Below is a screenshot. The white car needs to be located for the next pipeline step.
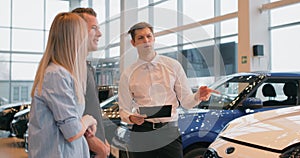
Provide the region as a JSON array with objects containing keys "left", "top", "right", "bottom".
[{"left": 204, "top": 105, "right": 300, "bottom": 158}]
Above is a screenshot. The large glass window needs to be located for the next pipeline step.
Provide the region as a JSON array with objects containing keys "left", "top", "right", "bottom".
[
  {"left": 153, "top": 2, "right": 177, "bottom": 30},
  {"left": 12, "top": 0, "right": 44, "bottom": 29},
  {"left": 1, "top": 0, "right": 71, "bottom": 103},
  {"left": 12, "top": 62, "right": 38, "bottom": 80},
  {"left": 12, "top": 54, "right": 42, "bottom": 63},
  {"left": 182, "top": 25, "right": 215, "bottom": 50},
  {"left": 0, "top": 28, "right": 10, "bottom": 51},
  {"left": 220, "top": 0, "right": 238, "bottom": 15},
  {"left": 220, "top": 18, "right": 238, "bottom": 37},
  {"left": 97, "top": 24, "right": 106, "bottom": 48},
  {"left": 270, "top": 3, "right": 300, "bottom": 71},
  {"left": 152, "top": 1, "right": 178, "bottom": 54},
  {"left": 138, "top": 0, "right": 149, "bottom": 8},
  {"left": 138, "top": 8, "right": 149, "bottom": 22},
  {"left": 12, "top": 86, "right": 29, "bottom": 102},
  {"left": 110, "top": 0, "right": 120, "bottom": 17},
  {"left": 271, "top": 25, "right": 300, "bottom": 71},
  {"left": 12, "top": 29, "right": 44, "bottom": 52},
  {"left": 45, "top": 0, "right": 69, "bottom": 29},
  {"left": 155, "top": 34, "right": 178, "bottom": 52},
  {"left": 0, "top": 0, "right": 11, "bottom": 27},
  {"left": 110, "top": 47, "right": 120, "bottom": 58},
  {"left": 271, "top": 3, "right": 300, "bottom": 26},
  {"left": 0, "top": 61, "right": 9, "bottom": 80},
  {"left": 110, "top": 19, "right": 121, "bottom": 44},
  {"left": 5, "top": 0, "right": 299, "bottom": 103},
  {"left": 0, "top": 53, "right": 10, "bottom": 62},
  {"left": 183, "top": 0, "right": 214, "bottom": 23},
  {"left": 11, "top": 54, "right": 41, "bottom": 81},
  {"left": 13, "top": 87, "right": 19, "bottom": 101},
  {"left": 21, "top": 86, "right": 28, "bottom": 101},
  {"left": 92, "top": 0, "right": 106, "bottom": 24}
]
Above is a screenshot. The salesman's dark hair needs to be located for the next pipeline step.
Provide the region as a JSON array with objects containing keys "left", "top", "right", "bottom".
[{"left": 128, "top": 22, "right": 154, "bottom": 41}]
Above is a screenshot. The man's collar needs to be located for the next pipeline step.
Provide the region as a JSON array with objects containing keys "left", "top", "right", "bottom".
[{"left": 137, "top": 53, "right": 160, "bottom": 66}]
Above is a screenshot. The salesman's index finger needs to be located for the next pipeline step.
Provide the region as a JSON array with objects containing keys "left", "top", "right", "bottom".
[
  {"left": 209, "top": 88, "right": 220, "bottom": 94},
  {"left": 202, "top": 87, "right": 220, "bottom": 94},
  {"left": 200, "top": 86, "right": 220, "bottom": 94}
]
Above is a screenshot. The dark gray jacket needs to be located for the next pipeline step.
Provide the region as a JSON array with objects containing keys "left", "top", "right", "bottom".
[{"left": 84, "top": 63, "right": 105, "bottom": 141}]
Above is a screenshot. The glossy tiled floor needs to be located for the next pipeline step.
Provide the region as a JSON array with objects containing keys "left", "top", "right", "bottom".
[
  {"left": 0, "top": 137, "right": 27, "bottom": 158},
  {"left": 0, "top": 130, "right": 27, "bottom": 158}
]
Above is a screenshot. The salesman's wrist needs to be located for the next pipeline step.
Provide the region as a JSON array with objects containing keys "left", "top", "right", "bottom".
[{"left": 128, "top": 115, "right": 133, "bottom": 123}]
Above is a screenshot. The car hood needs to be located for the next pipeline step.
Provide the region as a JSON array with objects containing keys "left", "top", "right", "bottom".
[
  {"left": 14, "top": 108, "right": 30, "bottom": 117},
  {"left": 0, "top": 101, "right": 31, "bottom": 112},
  {"left": 219, "top": 106, "right": 300, "bottom": 150}
]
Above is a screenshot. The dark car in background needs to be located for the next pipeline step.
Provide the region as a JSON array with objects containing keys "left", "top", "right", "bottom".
[
  {"left": 108, "top": 72, "right": 300, "bottom": 158},
  {"left": 10, "top": 108, "right": 30, "bottom": 138},
  {"left": 0, "top": 102, "right": 30, "bottom": 132},
  {"left": 101, "top": 94, "right": 121, "bottom": 142}
]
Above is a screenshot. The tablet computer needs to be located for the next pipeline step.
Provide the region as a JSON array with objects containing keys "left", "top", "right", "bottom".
[{"left": 139, "top": 105, "right": 172, "bottom": 118}]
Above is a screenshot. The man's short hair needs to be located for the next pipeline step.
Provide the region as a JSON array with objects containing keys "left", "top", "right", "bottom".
[
  {"left": 128, "top": 22, "right": 153, "bottom": 40},
  {"left": 71, "top": 7, "right": 97, "bottom": 20}
]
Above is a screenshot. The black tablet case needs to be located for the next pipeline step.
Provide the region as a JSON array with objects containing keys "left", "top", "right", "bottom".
[{"left": 139, "top": 105, "right": 172, "bottom": 118}]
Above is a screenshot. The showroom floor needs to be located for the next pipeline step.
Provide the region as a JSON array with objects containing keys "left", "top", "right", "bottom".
[{"left": 0, "top": 131, "right": 27, "bottom": 158}]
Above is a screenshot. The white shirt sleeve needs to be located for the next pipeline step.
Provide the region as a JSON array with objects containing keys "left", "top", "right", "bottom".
[
  {"left": 118, "top": 70, "right": 134, "bottom": 124},
  {"left": 173, "top": 60, "right": 200, "bottom": 109}
]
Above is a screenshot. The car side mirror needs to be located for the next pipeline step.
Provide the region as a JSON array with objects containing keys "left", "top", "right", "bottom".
[{"left": 242, "top": 97, "right": 263, "bottom": 109}]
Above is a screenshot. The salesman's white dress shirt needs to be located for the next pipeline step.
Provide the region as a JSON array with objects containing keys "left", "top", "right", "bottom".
[{"left": 119, "top": 54, "right": 200, "bottom": 124}]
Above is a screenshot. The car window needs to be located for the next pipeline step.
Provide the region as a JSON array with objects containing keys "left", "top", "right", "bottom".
[
  {"left": 216, "top": 82, "right": 248, "bottom": 98},
  {"left": 199, "top": 75, "right": 259, "bottom": 109},
  {"left": 254, "top": 80, "right": 299, "bottom": 106},
  {"left": 256, "top": 83, "right": 286, "bottom": 102}
]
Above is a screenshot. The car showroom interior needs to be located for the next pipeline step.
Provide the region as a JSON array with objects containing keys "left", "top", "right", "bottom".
[{"left": 1, "top": 0, "right": 300, "bottom": 158}]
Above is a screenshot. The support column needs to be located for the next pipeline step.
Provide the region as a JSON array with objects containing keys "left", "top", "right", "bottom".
[
  {"left": 120, "top": 0, "right": 138, "bottom": 73},
  {"left": 238, "top": 0, "right": 270, "bottom": 72}
]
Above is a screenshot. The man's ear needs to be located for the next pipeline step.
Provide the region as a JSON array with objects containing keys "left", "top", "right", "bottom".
[{"left": 131, "top": 39, "right": 136, "bottom": 47}]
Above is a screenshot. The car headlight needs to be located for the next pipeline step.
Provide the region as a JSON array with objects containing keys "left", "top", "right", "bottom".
[
  {"left": 203, "top": 148, "right": 221, "bottom": 158},
  {"left": 280, "top": 145, "right": 300, "bottom": 158}
]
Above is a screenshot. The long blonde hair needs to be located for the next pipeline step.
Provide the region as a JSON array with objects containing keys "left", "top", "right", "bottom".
[{"left": 31, "top": 12, "right": 88, "bottom": 105}]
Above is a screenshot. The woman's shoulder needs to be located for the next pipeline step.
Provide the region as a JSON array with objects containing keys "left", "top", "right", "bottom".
[{"left": 45, "top": 63, "right": 72, "bottom": 80}]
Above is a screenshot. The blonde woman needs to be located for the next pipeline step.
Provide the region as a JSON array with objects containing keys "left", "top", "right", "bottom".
[{"left": 28, "top": 12, "right": 97, "bottom": 158}]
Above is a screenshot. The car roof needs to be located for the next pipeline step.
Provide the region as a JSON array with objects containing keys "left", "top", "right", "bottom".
[
  {"left": 100, "top": 94, "right": 118, "bottom": 108},
  {"left": 14, "top": 107, "right": 30, "bottom": 117},
  {"left": 252, "top": 71, "right": 300, "bottom": 77},
  {"left": 0, "top": 101, "right": 31, "bottom": 111},
  {"left": 232, "top": 71, "right": 300, "bottom": 77}
]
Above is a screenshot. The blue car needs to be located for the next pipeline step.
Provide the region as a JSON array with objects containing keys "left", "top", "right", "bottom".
[
  {"left": 179, "top": 72, "right": 300, "bottom": 158},
  {"left": 105, "top": 72, "right": 300, "bottom": 158}
]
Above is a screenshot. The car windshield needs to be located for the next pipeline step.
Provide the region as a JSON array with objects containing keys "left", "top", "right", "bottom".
[{"left": 199, "top": 74, "right": 261, "bottom": 109}]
